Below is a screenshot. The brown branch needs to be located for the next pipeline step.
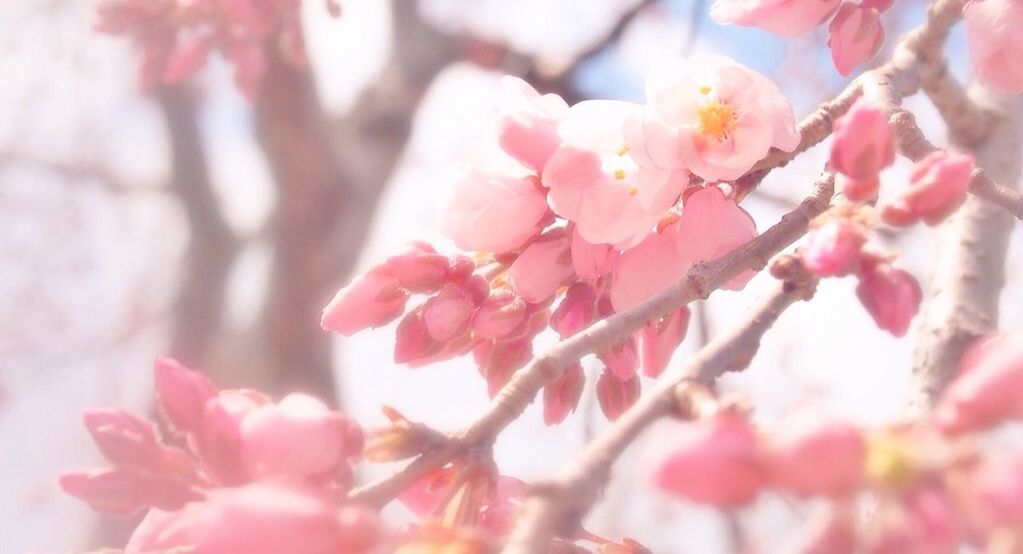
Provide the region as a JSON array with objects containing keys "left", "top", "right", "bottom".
[
  {"left": 918, "top": 59, "right": 996, "bottom": 147},
  {"left": 347, "top": 171, "right": 836, "bottom": 508},
  {"left": 503, "top": 263, "right": 818, "bottom": 553}
]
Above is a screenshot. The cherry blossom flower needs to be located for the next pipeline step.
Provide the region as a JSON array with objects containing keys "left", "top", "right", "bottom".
[
  {"left": 767, "top": 419, "right": 865, "bottom": 497},
  {"left": 828, "top": 3, "right": 885, "bottom": 76},
  {"left": 710, "top": 0, "right": 841, "bottom": 36},
  {"left": 496, "top": 76, "right": 569, "bottom": 172},
  {"left": 964, "top": 0, "right": 1023, "bottom": 94},
  {"left": 936, "top": 333, "right": 1023, "bottom": 434}
]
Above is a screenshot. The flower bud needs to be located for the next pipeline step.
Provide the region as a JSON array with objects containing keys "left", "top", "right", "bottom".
[
  {"left": 154, "top": 357, "right": 217, "bottom": 435},
  {"left": 855, "top": 264, "right": 921, "bottom": 337},
  {"left": 802, "top": 218, "right": 868, "bottom": 277},
  {"left": 421, "top": 284, "right": 477, "bottom": 342},
  {"left": 471, "top": 290, "right": 529, "bottom": 340},
  {"left": 884, "top": 152, "right": 974, "bottom": 226},
  {"left": 385, "top": 242, "right": 449, "bottom": 292},
  {"left": 767, "top": 419, "right": 865, "bottom": 497},
  {"left": 828, "top": 4, "right": 884, "bottom": 76},
  {"left": 638, "top": 307, "right": 690, "bottom": 378},
  {"left": 571, "top": 227, "right": 619, "bottom": 280},
  {"left": 59, "top": 467, "right": 200, "bottom": 516},
  {"left": 600, "top": 338, "right": 639, "bottom": 381},
  {"left": 474, "top": 338, "right": 533, "bottom": 398},
  {"left": 321, "top": 267, "right": 408, "bottom": 336},
  {"left": 831, "top": 96, "right": 893, "bottom": 186},
  {"left": 543, "top": 363, "right": 585, "bottom": 425},
  {"left": 936, "top": 334, "right": 1023, "bottom": 434},
  {"left": 83, "top": 409, "right": 192, "bottom": 476},
  {"left": 395, "top": 308, "right": 445, "bottom": 364},
  {"left": 507, "top": 229, "right": 575, "bottom": 303},
  {"left": 551, "top": 282, "right": 597, "bottom": 338},
  {"left": 197, "top": 389, "right": 269, "bottom": 484},
  {"left": 596, "top": 369, "right": 640, "bottom": 421}
]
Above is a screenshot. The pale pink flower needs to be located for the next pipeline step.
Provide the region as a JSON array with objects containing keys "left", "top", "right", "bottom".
[
  {"left": 828, "top": 4, "right": 884, "bottom": 76},
  {"left": 442, "top": 149, "right": 550, "bottom": 254},
  {"left": 881, "top": 152, "right": 974, "bottom": 227},
  {"left": 802, "top": 218, "right": 869, "bottom": 277},
  {"left": 155, "top": 357, "right": 217, "bottom": 435},
  {"left": 629, "top": 54, "right": 799, "bottom": 182},
  {"left": 543, "top": 363, "right": 585, "bottom": 425},
  {"left": 831, "top": 98, "right": 895, "bottom": 182},
  {"left": 507, "top": 229, "right": 575, "bottom": 303},
  {"left": 609, "top": 220, "right": 693, "bottom": 312},
  {"left": 676, "top": 186, "right": 759, "bottom": 290},
  {"left": 964, "top": 0, "right": 1023, "bottom": 94},
  {"left": 936, "top": 334, "right": 1023, "bottom": 434},
  {"left": 654, "top": 412, "right": 766, "bottom": 506},
  {"left": 570, "top": 227, "right": 619, "bottom": 280},
  {"left": 710, "top": 0, "right": 840, "bottom": 36},
  {"left": 240, "top": 393, "right": 362, "bottom": 480},
  {"left": 496, "top": 76, "right": 568, "bottom": 172},
  {"left": 638, "top": 307, "right": 690, "bottom": 378},
  {"left": 544, "top": 100, "right": 689, "bottom": 246},
  {"left": 321, "top": 267, "right": 408, "bottom": 336},
  {"left": 766, "top": 419, "right": 865, "bottom": 497},
  {"left": 596, "top": 369, "right": 640, "bottom": 421},
  {"left": 125, "top": 482, "right": 380, "bottom": 554},
  {"left": 855, "top": 264, "right": 921, "bottom": 337}
]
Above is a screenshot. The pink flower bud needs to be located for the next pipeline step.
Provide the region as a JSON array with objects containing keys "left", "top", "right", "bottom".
[
  {"left": 936, "top": 334, "right": 1023, "bottom": 434},
  {"left": 394, "top": 308, "right": 445, "bottom": 364},
  {"left": 240, "top": 393, "right": 361, "bottom": 480},
  {"left": 543, "top": 363, "right": 585, "bottom": 425},
  {"left": 570, "top": 227, "right": 619, "bottom": 280},
  {"left": 638, "top": 307, "right": 690, "bottom": 378},
  {"left": 197, "top": 389, "right": 269, "bottom": 484},
  {"left": 802, "top": 218, "right": 868, "bottom": 277},
  {"left": 831, "top": 98, "right": 894, "bottom": 181},
  {"left": 766, "top": 419, "right": 865, "bottom": 497},
  {"left": 709, "top": 0, "right": 841, "bottom": 37},
  {"left": 496, "top": 76, "right": 568, "bottom": 172},
  {"left": 840, "top": 175, "right": 881, "bottom": 203},
  {"left": 321, "top": 266, "right": 408, "bottom": 336},
  {"left": 795, "top": 508, "right": 856, "bottom": 554},
  {"left": 654, "top": 412, "right": 765, "bottom": 506},
  {"left": 867, "top": 486, "right": 960, "bottom": 554},
  {"left": 884, "top": 152, "right": 974, "bottom": 226},
  {"left": 422, "top": 284, "right": 478, "bottom": 342},
  {"left": 154, "top": 357, "right": 217, "bottom": 435},
  {"left": 474, "top": 338, "right": 533, "bottom": 398},
  {"left": 83, "top": 409, "right": 192, "bottom": 476},
  {"left": 385, "top": 242, "right": 449, "bottom": 292},
  {"left": 856, "top": 265, "right": 921, "bottom": 337},
  {"left": 600, "top": 338, "right": 639, "bottom": 381},
  {"left": 471, "top": 290, "right": 529, "bottom": 340},
  {"left": 59, "top": 467, "right": 200, "bottom": 516},
  {"left": 596, "top": 369, "right": 640, "bottom": 421},
  {"left": 828, "top": 4, "right": 884, "bottom": 76},
  {"left": 964, "top": 0, "right": 1023, "bottom": 94},
  {"left": 508, "top": 229, "right": 576, "bottom": 303},
  {"left": 551, "top": 282, "right": 597, "bottom": 338}
]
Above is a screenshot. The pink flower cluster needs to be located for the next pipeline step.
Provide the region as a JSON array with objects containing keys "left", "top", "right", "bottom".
[
  {"left": 710, "top": 0, "right": 893, "bottom": 76},
  {"left": 654, "top": 335, "right": 1023, "bottom": 551},
  {"left": 94, "top": 0, "right": 332, "bottom": 98},
  {"left": 60, "top": 358, "right": 377, "bottom": 554},
  {"left": 324, "top": 57, "right": 799, "bottom": 423}
]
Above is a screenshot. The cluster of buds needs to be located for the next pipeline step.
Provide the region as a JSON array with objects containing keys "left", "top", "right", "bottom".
[
  {"left": 654, "top": 335, "right": 1023, "bottom": 553},
  {"left": 94, "top": 0, "right": 336, "bottom": 98}
]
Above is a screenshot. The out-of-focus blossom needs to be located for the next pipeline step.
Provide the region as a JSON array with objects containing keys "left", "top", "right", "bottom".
[
  {"left": 795, "top": 508, "right": 857, "bottom": 554},
  {"left": 543, "top": 363, "right": 586, "bottom": 425},
  {"left": 629, "top": 54, "right": 799, "bottom": 182},
  {"left": 507, "top": 229, "right": 575, "bottom": 303},
  {"left": 474, "top": 337, "right": 533, "bottom": 398},
  {"left": 830, "top": 98, "right": 894, "bottom": 201},
  {"left": 855, "top": 264, "right": 921, "bottom": 337},
  {"left": 676, "top": 186, "right": 758, "bottom": 289},
  {"left": 610, "top": 220, "right": 692, "bottom": 312},
  {"left": 544, "top": 100, "right": 688, "bottom": 246},
  {"left": 596, "top": 369, "right": 641, "bottom": 421},
  {"left": 881, "top": 152, "right": 974, "bottom": 227},
  {"left": 638, "top": 307, "right": 690, "bottom": 378},
  {"left": 321, "top": 267, "right": 408, "bottom": 336},
  {"left": 965, "top": 455, "right": 1023, "bottom": 534},
  {"left": 654, "top": 412, "right": 765, "bottom": 506},
  {"left": 802, "top": 217, "right": 869, "bottom": 277},
  {"left": 936, "top": 334, "right": 1023, "bottom": 434},
  {"left": 767, "top": 419, "right": 865, "bottom": 497},
  {"left": 59, "top": 467, "right": 200, "bottom": 516},
  {"left": 395, "top": 308, "right": 444, "bottom": 364},
  {"left": 155, "top": 357, "right": 217, "bottom": 435},
  {"left": 828, "top": 4, "right": 885, "bottom": 76},
  {"left": 82, "top": 409, "right": 192, "bottom": 475},
  {"left": 964, "top": 0, "right": 1023, "bottom": 94},
  {"left": 710, "top": 0, "right": 841, "bottom": 36},
  {"left": 496, "top": 76, "right": 568, "bottom": 172},
  {"left": 198, "top": 389, "right": 269, "bottom": 484},
  {"left": 866, "top": 486, "right": 961, "bottom": 554}
]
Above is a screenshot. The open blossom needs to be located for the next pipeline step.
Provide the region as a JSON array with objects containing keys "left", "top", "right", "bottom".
[
  {"left": 935, "top": 334, "right": 1023, "bottom": 434},
  {"left": 543, "top": 100, "right": 689, "bottom": 246},
  {"left": 710, "top": 0, "right": 840, "bottom": 36},
  {"left": 964, "top": 0, "right": 1023, "bottom": 94},
  {"left": 496, "top": 76, "right": 568, "bottom": 172},
  {"left": 881, "top": 152, "right": 974, "bottom": 227},
  {"left": 628, "top": 54, "right": 799, "bottom": 182},
  {"left": 828, "top": 3, "right": 885, "bottom": 76}
]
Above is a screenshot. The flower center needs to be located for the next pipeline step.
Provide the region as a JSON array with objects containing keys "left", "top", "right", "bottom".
[
  {"left": 696, "top": 101, "right": 737, "bottom": 142},
  {"left": 602, "top": 145, "right": 639, "bottom": 186}
]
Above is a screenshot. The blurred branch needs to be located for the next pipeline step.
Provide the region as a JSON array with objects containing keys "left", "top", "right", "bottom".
[{"left": 0, "top": 148, "right": 136, "bottom": 194}]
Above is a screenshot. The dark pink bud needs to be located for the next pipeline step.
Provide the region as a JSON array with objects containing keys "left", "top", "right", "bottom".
[
  {"left": 474, "top": 338, "right": 533, "bottom": 398},
  {"left": 83, "top": 409, "right": 192, "bottom": 475},
  {"left": 653, "top": 412, "right": 765, "bottom": 506},
  {"left": 767, "top": 419, "right": 865, "bottom": 497},
  {"left": 394, "top": 309, "right": 445, "bottom": 364},
  {"left": 831, "top": 98, "right": 894, "bottom": 179},
  {"left": 855, "top": 265, "right": 921, "bottom": 337},
  {"left": 596, "top": 369, "right": 640, "bottom": 421},
  {"left": 421, "top": 285, "right": 476, "bottom": 342},
  {"left": 638, "top": 307, "right": 690, "bottom": 378},
  {"left": 385, "top": 242, "right": 449, "bottom": 292},
  {"left": 59, "top": 467, "right": 200, "bottom": 516},
  {"left": 551, "top": 283, "right": 597, "bottom": 338},
  {"left": 154, "top": 357, "right": 217, "bottom": 435},
  {"left": 886, "top": 152, "right": 974, "bottom": 226},
  {"left": 840, "top": 174, "right": 880, "bottom": 203},
  {"left": 321, "top": 266, "right": 408, "bottom": 336},
  {"left": 936, "top": 334, "right": 1023, "bottom": 434},
  {"left": 471, "top": 290, "right": 529, "bottom": 340},
  {"left": 600, "top": 338, "right": 639, "bottom": 381},
  {"left": 802, "top": 218, "right": 868, "bottom": 277},
  {"left": 879, "top": 200, "right": 917, "bottom": 227},
  {"left": 543, "top": 363, "right": 585, "bottom": 425}
]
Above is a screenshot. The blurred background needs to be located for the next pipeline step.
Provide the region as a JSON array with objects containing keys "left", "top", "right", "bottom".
[{"left": 2, "top": 0, "right": 1021, "bottom": 552}]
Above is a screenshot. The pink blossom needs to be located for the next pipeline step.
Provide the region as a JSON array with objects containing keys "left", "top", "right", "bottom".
[
  {"left": 676, "top": 186, "right": 759, "bottom": 290},
  {"left": 967, "top": 455, "right": 1023, "bottom": 533},
  {"left": 507, "top": 229, "right": 575, "bottom": 303},
  {"left": 474, "top": 337, "right": 533, "bottom": 398},
  {"left": 654, "top": 412, "right": 766, "bottom": 506},
  {"left": 544, "top": 100, "right": 689, "bottom": 246},
  {"left": 82, "top": 409, "right": 190, "bottom": 474},
  {"left": 796, "top": 509, "right": 856, "bottom": 554},
  {"left": 596, "top": 370, "right": 640, "bottom": 421},
  {"left": 868, "top": 486, "right": 961, "bottom": 554},
  {"left": 828, "top": 4, "right": 884, "bottom": 76},
  {"left": 471, "top": 290, "right": 529, "bottom": 340},
  {"left": 571, "top": 227, "right": 619, "bottom": 280},
  {"left": 630, "top": 54, "right": 800, "bottom": 182},
  {"left": 421, "top": 282, "right": 480, "bottom": 342},
  {"left": 240, "top": 393, "right": 362, "bottom": 480},
  {"left": 830, "top": 98, "right": 894, "bottom": 182},
  {"left": 802, "top": 218, "right": 868, "bottom": 277},
  {"left": 766, "top": 419, "right": 865, "bottom": 497},
  {"left": 601, "top": 338, "right": 639, "bottom": 381},
  {"left": 855, "top": 264, "right": 921, "bottom": 337},
  {"left": 321, "top": 267, "right": 408, "bottom": 336},
  {"left": 385, "top": 242, "right": 450, "bottom": 293},
  {"left": 610, "top": 220, "right": 692, "bottom": 312},
  {"left": 496, "top": 76, "right": 568, "bottom": 172},
  {"left": 710, "top": 0, "right": 840, "bottom": 36},
  {"left": 936, "top": 334, "right": 1023, "bottom": 434},
  {"left": 882, "top": 152, "right": 974, "bottom": 227},
  {"left": 59, "top": 467, "right": 200, "bottom": 516},
  {"left": 638, "top": 307, "right": 690, "bottom": 378},
  {"left": 198, "top": 389, "right": 269, "bottom": 484},
  {"left": 442, "top": 149, "right": 550, "bottom": 254},
  {"left": 394, "top": 309, "right": 444, "bottom": 364},
  {"left": 551, "top": 282, "right": 598, "bottom": 338},
  {"left": 964, "top": 0, "right": 1023, "bottom": 94},
  {"left": 125, "top": 482, "right": 380, "bottom": 554},
  {"left": 155, "top": 357, "right": 217, "bottom": 435},
  {"left": 543, "top": 363, "right": 585, "bottom": 425}
]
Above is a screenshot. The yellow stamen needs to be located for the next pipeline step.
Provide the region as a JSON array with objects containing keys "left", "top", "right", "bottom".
[
  {"left": 628, "top": 187, "right": 638, "bottom": 196},
  {"left": 696, "top": 101, "right": 737, "bottom": 142},
  {"left": 699, "top": 85, "right": 712, "bottom": 95},
  {"left": 617, "top": 145, "right": 630, "bottom": 156},
  {"left": 614, "top": 169, "right": 627, "bottom": 180}
]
